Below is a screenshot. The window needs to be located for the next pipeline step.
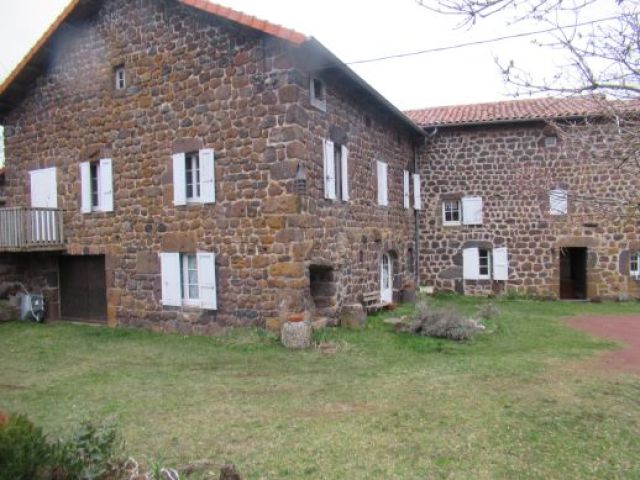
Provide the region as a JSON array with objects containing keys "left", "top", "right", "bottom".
[
  {"left": 80, "top": 159, "right": 113, "bottom": 213},
  {"left": 377, "top": 160, "right": 388, "bottom": 206},
  {"left": 544, "top": 135, "right": 557, "bottom": 148},
  {"left": 630, "top": 252, "right": 640, "bottom": 278},
  {"left": 182, "top": 254, "right": 199, "bottom": 304},
  {"left": 549, "top": 188, "right": 568, "bottom": 215},
  {"left": 323, "top": 139, "right": 349, "bottom": 201},
  {"left": 463, "top": 247, "right": 508, "bottom": 281},
  {"left": 185, "top": 152, "right": 200, "bottom": 201},
  {"left": 310, "top": 76, "right": 326, "bottom": 111},
  {"left": 443, "top": 199, "right": 461, "bottom": 225},
  {"left": 114, "top": 66, "right": 126, "bottom": 90},
  {"left": 478, "top": 248, "right": 491, "bottom": 278},
  {"left": 160, "top": 252, "right": 217, "bottom": 309},
  {"left": 172, "top": 148, "right": 215, "bottom": 206},
  {"left": 403, "top": 170, "right": 410, "bottom": 209}
]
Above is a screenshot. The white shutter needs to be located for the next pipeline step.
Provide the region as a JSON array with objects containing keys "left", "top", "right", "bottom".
[
  {"left": 493, "top": 247, "right": 509, "bottom": 281},
  {"left": 462, "top": 196, "right": 483, "bottom": 225},
  {"left": 30, "top": 167, "right": 57, "bottom": 208},
  {"left": 413, "top": 174, "right": 422, "bottom": 210},
  {"left": 200, "top": 148, "right": 216, "bottom": 204},
  {"left": 99, "top": 158, "right": 114, "bottom": 212},
  {"left": 463, "top": 247, "right": 480, "bottom": 280},
  {"left": 403, "top": 170, "right": 410, "bottom": 209},
  {"left": 341, "top": 145, "right": 349, "bottom": 201},
  {"left": 377, "top": 161, "right": 388, "bottom": 206},
  {"left": 172, "top": 153, "right": 186, "bottom": 206},
  {"left": 197, "top": 252, "right": 217, "bottom": 310},
  {"left": 80, "top": 162, "right": 92, "bottom": 213},
  {"left": 160, "top": 252, "right": 181, "bottom": 307},
  {"left": 323, "top": 139, "right": 336, "bottom": 200},
  {"left": 549, "top": 189, "right": 568, "bottom": 215}
]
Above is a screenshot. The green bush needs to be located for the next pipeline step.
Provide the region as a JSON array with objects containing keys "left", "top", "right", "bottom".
[
  {"left": 0, "top": 414, "right": 51, "bottom": 480},
  {"left": 0, "top": 414, "right": 122, "bottom": 480}
]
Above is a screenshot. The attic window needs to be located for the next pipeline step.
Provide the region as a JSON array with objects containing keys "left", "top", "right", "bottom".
[
  {"left": 310, "top": 76, "right": 326, "bottom": 111},
  {"left": 114, "top": 66, "right": 126, "bottom": 90},
  {"left": 544, "top": 135, "right": 557, "bottom": 148}
]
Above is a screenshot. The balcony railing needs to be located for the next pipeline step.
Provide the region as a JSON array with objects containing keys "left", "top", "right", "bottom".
[{"left": 0, "top": 208, "right": 65, "bottom": 251}]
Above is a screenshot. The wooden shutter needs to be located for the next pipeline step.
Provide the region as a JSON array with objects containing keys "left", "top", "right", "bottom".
[
  {"left": 172, "top": 153, "right": 186, "bottom": 206},
  {"left": 197, "top": 252, "right": 217, "bottom": 310},
  {"left": 30, "top": 167, "right": 57, "bottom": 208},
  {"left": 463, "top": 247, "right": 480, "bottom": 280},
  {"left": 403, "top": 170, "right": 410, "bottom": 209},
  {"left": 413, "top": 174, "right": 422, "bottom": 210},
  {"left": 341, "top": 145, "right": 349, "bottom": 201},
  {"left": 377, "top": 161, "right": 388, "bottom": 206},
  {"left": 160, "top": 252, "right": 181, "bottom": 307},
  {"left": 462, "top": 196, "right": 483, "bottom": 225},
  {"left": 549, "top": 189, "right": 568, "bottom": 215},
  {"left": 80, "top": 162, "right": 92, "bottom": 213},
  {"left": 99, "top": 158, "right": 114, "bottom": 212},
  {"left": 200, "top": 148, "right": 216, "bottom": 204},
  {"left": 493, "top": 247, "right": 509, "bottom": 281},
  {"left": 323, "top": 139, "right": 336, "bottom": 200}
]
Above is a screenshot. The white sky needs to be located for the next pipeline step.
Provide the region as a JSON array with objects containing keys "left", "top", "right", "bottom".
[{"left": 0, "top": 0, "right": 618, "bottom": 111}]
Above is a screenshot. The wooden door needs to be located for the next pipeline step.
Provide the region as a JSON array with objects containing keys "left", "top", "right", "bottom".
[{"left": 60, "top": 256, "right": 107, "bottom": 323}]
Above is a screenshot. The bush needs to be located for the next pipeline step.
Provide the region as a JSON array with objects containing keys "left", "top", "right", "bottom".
[
  {"left": 0, "top": 414, "right": 51, "bottom": 480},
  {"left": 477, "top": 303, "right": 500, "bottom": 321},
  {"left": 0, "top": 413, "right": 123, "bottom": 480},
  {"left": 396, "top": 300, "right": 484, "bottom": 341}
]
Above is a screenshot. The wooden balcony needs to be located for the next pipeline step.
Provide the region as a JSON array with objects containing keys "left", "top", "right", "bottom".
[{"left": 0, "top": 207, "right": 65, "bottom": 252}]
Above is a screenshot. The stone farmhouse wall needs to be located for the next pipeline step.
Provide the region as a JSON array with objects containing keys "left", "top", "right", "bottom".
[
  {"left": 418, "top": 121, "right": 640, "bottom": 299},
  {"left": 2, "top": 0, "right": 421, "bottom": 332}
]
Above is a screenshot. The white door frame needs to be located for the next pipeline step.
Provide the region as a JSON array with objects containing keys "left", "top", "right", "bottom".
[{"left": 380, "top": 253, "right": 393, "bottom": 304}]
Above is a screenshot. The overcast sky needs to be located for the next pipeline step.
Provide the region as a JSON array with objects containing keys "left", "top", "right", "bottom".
[{"left": 0, "top": 0, "right": 617, "bottom": 111}]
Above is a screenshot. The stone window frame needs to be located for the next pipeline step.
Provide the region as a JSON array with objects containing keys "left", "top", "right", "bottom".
[
  {"left": 310, "top": 75, "right": 327, "bottom": 112},
  {"left": 442, "top": 198, "right": 462, "bottom": 226},
  {"left": 114, "top": 65, "right": 126, "bottom": 91}
]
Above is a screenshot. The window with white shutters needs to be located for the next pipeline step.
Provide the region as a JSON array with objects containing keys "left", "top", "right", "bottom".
[
  {"left": 492, "top": 247, "right": 509, "bottom": 281},
  {"left": 323, "top": 140, "right": 349, "bottom": 201},
  {"left": 377, "top": 160, "right": 388, "bottom": 206},
  {"left": 173, "top": 149, "right": 215, "bottom": 206},
  {"left": 463, "top": 247, "right": 509, "bottom": 281},
  {"left": 549, "top": 188, "right": 568, "bottom": 215},
  {"left": 413, "top": 174, "right": 421, "bottom": 210},
  {"left": 161, "top": 252, "right": 217, "bottom": 310},
  {"left": 80, "top": 159, "right": 113, "bottom": 213}
]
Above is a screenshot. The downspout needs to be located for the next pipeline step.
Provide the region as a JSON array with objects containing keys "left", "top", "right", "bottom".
[{"left": 414, "top": 127, "right": 438, "bottom": 287}]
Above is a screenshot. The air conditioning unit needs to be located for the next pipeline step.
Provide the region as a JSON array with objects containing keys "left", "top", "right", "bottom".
[{"left": 20, "top": 294, "right": 45, "bottom": 323}]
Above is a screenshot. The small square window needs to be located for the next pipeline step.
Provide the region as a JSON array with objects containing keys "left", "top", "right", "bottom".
[
  {"left": 114, "top": 66, "right": 126, "bottom": 90},
  {"left": 630, "top": 252, "right": 640, "bottom": 277},
  {"left": 442, "top": 199, "right": 461, "bottom": 225},
  {"left": 544, "top": 135, "right": 557, "bottom": 148},
  {"left": 478, "top": 248, "right": 491, "bottom": 278},
  {"left": 310, "top": 76, "right": 326, "bottom": 111}
]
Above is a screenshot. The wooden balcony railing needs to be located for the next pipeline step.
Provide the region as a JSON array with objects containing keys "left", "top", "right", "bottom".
[{"left": 0, "top": 208, "right": 65, "bottom": 251}]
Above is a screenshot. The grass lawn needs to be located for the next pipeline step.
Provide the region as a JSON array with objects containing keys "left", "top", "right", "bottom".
[{"left": 1, "top": 296, "right": 640, "bottom": 479}]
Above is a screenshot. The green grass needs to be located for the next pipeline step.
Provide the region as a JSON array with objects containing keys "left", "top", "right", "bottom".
[{"left": 1, "top": 297, "right": 639, "bottom": 479}]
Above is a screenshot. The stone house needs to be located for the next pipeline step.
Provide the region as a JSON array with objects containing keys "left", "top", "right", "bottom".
[
  {"left": 0, "top": 0, "right": 426, "bottom": 332},
  {"left": 406, "top": 97, "right": 640, "bottom": 300}
]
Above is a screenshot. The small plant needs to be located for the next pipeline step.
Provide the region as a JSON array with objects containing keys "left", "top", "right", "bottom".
[
  {"left": 61, "top": 418, "right": 122, "bottom": 479},
  {"left": 0, "top": 413, "right": 51, "bottom": 480},
  {"left": 478, "top": 303, "right": 500, "bottom": 321},
  {"left": 396, "top": 299, "right": 484, "bottom": 341}
]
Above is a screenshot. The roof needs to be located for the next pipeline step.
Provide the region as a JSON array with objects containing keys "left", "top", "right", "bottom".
[
  {"left": 0, "top": 0, "right": 424, "bottom": 137},
  {"left": 405, "top": 97, "right": 640, "bottom": 127}
]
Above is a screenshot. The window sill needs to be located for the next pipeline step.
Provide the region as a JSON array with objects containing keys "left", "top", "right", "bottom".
[
  {"left": 310, "top": 98, "right": 327, "bottom": 112},
  {"left": 443, "top": 222, "right": 462, "bottom": 227}
]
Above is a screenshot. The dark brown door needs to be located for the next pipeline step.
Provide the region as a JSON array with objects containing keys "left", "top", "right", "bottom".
[
  {"left": 559, "top": 248, "right": 587, "bottom": 299},
  {"left": 59, "top": 256, "right": 107, "bottom": 323}
]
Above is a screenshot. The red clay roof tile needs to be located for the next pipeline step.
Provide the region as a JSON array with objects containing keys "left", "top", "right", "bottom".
[{"left": 405, "top": 97, "right": 640, "bottom": 127}]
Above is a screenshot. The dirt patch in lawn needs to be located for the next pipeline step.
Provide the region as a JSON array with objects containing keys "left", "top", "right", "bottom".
[{"left": 567, "top": 315, "right": 640, "bottom": 374}]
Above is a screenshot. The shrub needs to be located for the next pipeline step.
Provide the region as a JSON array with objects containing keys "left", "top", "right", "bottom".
[
  {"left": 396, "top": 300, "right": 484, "bottom": 341},
  {"left": 0, "top": 414, "right": 52, "bottom": 480},
  {"left": 478, "top": 303, "right": 500, "bottom": 321}
]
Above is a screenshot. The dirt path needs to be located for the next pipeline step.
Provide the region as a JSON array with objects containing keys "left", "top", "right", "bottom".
[{"left": 567, "top": 316, "right": 640, "bottom": 374}]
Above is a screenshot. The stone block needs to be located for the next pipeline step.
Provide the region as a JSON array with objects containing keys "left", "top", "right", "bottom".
[
  {"left": 136, "top": 252, "right": 158, "bottom": 275},
  {"left": 339, "top": 304, "right": 366, "bottom": 330},
  {"left": 281, "top": 320, "right": 312, "bottom": 349}
]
